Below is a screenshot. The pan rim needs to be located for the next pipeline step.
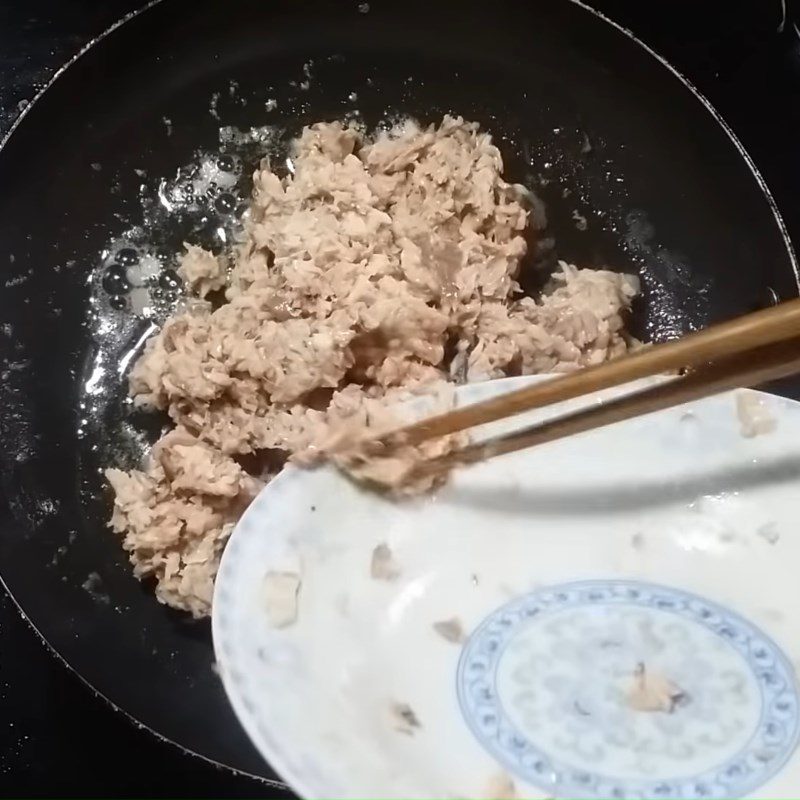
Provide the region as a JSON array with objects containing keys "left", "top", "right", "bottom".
[{"left": 0, "top": 0, "right": 796, "bottom": 786}]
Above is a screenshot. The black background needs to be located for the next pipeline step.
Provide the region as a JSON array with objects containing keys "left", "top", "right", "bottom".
[{"left": 2, "top": 0, "right": 800, "bottom": 796}]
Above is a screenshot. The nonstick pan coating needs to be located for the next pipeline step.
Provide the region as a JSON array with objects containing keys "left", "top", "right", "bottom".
[{"left": 0, "top": 0, "right": 796, "bottom": 782}]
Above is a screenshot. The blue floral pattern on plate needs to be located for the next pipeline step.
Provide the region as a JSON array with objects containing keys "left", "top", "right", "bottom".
[{"left": 457, "top": 580, "right": 800, "bottom": 799}]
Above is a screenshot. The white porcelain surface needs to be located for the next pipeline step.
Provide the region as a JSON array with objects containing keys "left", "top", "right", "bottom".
[{"left": 212, "top": 377, "right": 800, "bottom": 799}]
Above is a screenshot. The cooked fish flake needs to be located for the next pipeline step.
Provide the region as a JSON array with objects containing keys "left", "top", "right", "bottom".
[
  {"left": 370, "top": 543, "right": 401, "bottom": 581},
  {"left": 263, "top": 570, "right": 301, "bottom": 628},
  {"left": 627, "top": 662, "right": 687, "bottom": 713},
  {"left": 482, "top": 772, "right": 517, "bottom": 799},
  {"left": 433, "top": 617, "right": 465, "bottom": 644},
  {"left": 736, "top": 392, "right": 777, "bottom": 438},
  {"left": 390, "top": 701, "right": 421, "bottom": 734},
  {"left": 105, "top": 115, "right": 640, "bottom": 616}
]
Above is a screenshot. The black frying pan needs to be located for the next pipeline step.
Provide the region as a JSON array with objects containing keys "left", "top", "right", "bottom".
[{"left": 0, "top": 0, "right": 797, "bottom": 786}]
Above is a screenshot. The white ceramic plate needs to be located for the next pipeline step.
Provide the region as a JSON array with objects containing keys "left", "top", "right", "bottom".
[{"left": 212, "top": 376, "right": 800, "bottom": 799}]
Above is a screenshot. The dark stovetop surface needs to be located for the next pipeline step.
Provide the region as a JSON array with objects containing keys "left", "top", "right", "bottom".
[{"left": 2, "top": 0, "right": 800, "bottom": 795}]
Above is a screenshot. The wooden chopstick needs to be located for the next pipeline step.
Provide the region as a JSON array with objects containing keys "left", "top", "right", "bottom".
[
  {"left": 383, "top": 297, "right": 800, "bottom": 449},
  {"left": 422, "top": 335, "right": 800, "bottom": 473}
]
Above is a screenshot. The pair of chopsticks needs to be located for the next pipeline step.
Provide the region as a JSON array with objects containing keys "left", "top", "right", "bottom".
[{"left": 381, "top": 297, "right": 800, "bottom": 470}]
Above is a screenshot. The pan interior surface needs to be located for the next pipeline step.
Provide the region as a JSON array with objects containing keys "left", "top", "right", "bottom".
[{"left": 0, "top": 0, "right": 794, "bottom": 780}]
